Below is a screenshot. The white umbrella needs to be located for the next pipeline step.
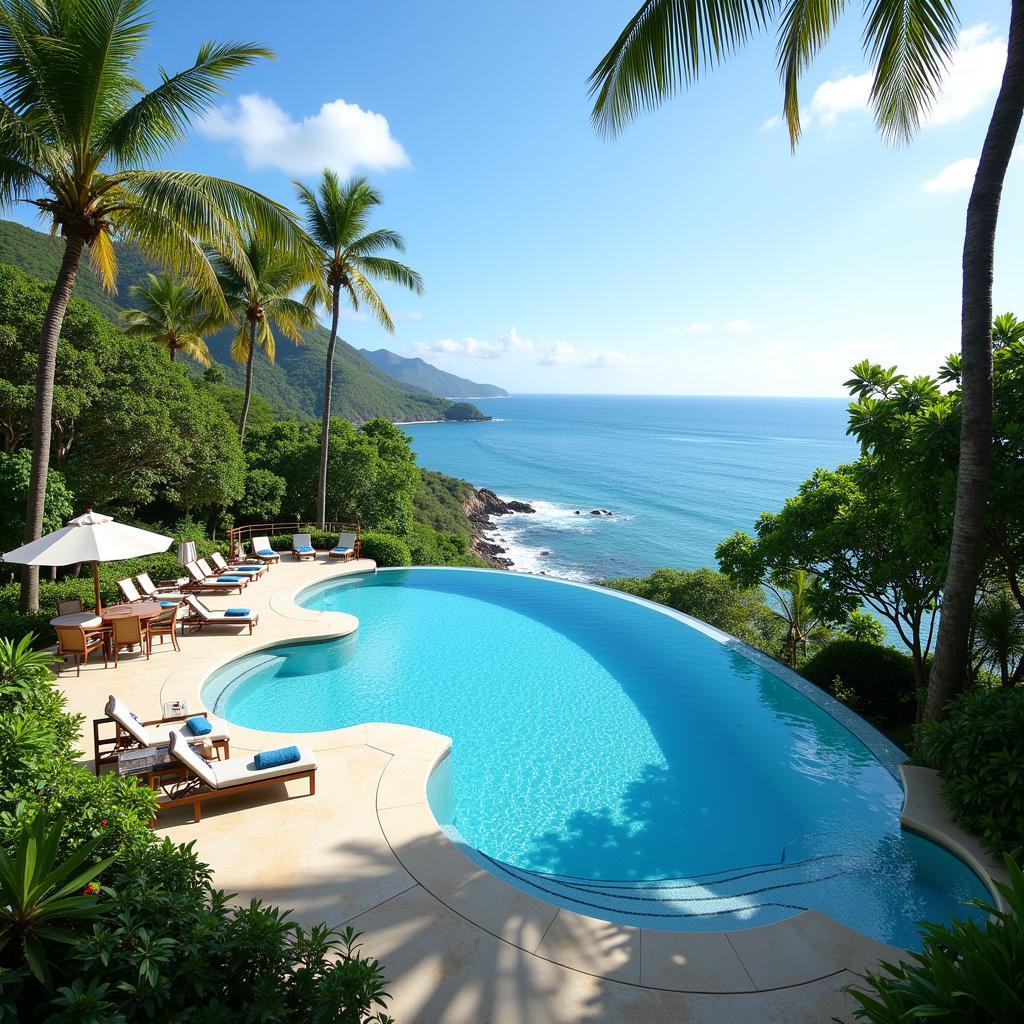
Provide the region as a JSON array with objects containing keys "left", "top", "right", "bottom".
[{"left": 3, "top": 509, "right": 173, "bottom": 611}]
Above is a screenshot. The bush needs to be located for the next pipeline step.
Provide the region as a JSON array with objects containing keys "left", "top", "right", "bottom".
[
  {"left": 847, "top": 858, "right": 1024, "bottom": 1024},
  {"left": 267, "top": 530, "right": 344, "bottom": 552},
  {"left": 918, "top": 687, "right": 1024, "bottom": 861},
  {"left": 360, "top": 532, "right": 412, "bottom": 567},
  {"left": 800, "top": 639, "right": 918, "bottom": 739}
]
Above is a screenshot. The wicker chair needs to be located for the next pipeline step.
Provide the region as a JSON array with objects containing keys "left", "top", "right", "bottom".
[
  {"left": 57, "top": 598, "right": 84, "bottom": 615},
  {"left": 55, "top": 624, "right": 109, "bottom": 676},
  {"left": 111, "top": 615, "right": 148, "bottom": 665},
  {"left": 146, "top": 601, "right": 182, "bottom": 653}
]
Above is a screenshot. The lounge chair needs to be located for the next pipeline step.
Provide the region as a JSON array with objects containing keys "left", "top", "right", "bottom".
[
  {"left": 111, "top": 615, "right": 148, "bottom": 664},
  {"left": 55, "top": 624, "right": 109, "bottom": 676},
  {"left": 210, "top": 551, "right": 266, "bottom": 579},
  {"left": 328, "top": 531, "right": 358, "bottom": 561},
  {"left": 249, "top": 536, "right": 280, "bottom": 564},
  {"left": 117, "top": 578, "right": 145, "bottom": 603},
  {"left": 197, "top": 557, "right": 252, "bottom": 588},
  {"left": 182, "top": 594, "right": 259, "bottom": 633},
  {"left": 136, "top": 572, "right": 185, "bottom": 600},
  {"left": 159, "top": 729, "right": 316, "bottom": 823},
  {"left": 183, "top": 561, "right": 247, "bottom": 594},
  {"left": 291, "top": 533, "right": 315, "bottom": 561},
  {"left": 56, "top": 598, "right": 84, "bottom": 615},
  {"left": 93, "top": 694, "right": 231, "bottom": 773}
]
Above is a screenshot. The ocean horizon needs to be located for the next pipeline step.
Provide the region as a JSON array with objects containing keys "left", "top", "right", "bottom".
[{"left": 403, "top": 393, "right": 858, "bottom": 582}]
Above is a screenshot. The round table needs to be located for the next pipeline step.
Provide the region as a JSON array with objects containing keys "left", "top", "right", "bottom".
[
  {"left": 100, "top": 601, "right": 164, "bottom": 624},
  {"left": 50, "top": 611, "right": 103, "bottom": 629}
]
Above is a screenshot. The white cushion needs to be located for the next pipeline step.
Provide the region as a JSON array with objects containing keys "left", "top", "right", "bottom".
[
  {"left": 211, "top": 747, "right": 317, "bottom": 789},
  {"left": 168, "top": 730, "right": 218, "bottom": 788},
  {"left": 105, "top": 695, "right": 150, "bottom": 745}
]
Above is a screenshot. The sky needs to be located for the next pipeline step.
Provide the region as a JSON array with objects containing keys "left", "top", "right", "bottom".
[{"left": 23, "top": 1, "right": 1024, "bottom": 396}]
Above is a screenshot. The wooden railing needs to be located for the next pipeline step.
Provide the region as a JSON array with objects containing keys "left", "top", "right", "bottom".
[{"left": 227, "top": 521, "right": 361, "bottom": 558}]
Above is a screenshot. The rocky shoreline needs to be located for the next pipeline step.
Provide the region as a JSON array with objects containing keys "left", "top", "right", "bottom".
[{"left": 463, "top": 488, "right": 535, "bottom": 568}]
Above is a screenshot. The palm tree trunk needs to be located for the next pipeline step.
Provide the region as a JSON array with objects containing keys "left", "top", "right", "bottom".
[
  {"left": 926, "top": 0, "right": 1024, "bottom": 721},
  {"left": 19, "top": 235, "right": 86, "bottom": 613},
  {"left": 316, "top": 285, "right": 341, "bottom": 529},
  {"left": 238, "top": 321, "right": 257, "bottom": 442}
]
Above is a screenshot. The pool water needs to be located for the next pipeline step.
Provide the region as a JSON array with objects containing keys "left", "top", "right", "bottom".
[{"left": 202, "top": 568, "right": 989, "bottom": 947}]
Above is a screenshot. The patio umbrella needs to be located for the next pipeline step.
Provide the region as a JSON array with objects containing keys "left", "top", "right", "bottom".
[{"left": 2, "top": 509, "right": 173, "bottom": 611}]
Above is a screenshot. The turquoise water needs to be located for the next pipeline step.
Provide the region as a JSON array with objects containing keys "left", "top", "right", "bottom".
[
  {"left": 203, "top": 569, "right": 988, "bottom": 948},
  {"left": 403, "top": 395, "right": 858, "bottom": 580}
]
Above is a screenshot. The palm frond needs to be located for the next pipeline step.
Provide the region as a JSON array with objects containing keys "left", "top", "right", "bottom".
[
  {"left": 87, "top": 229, "right": 117, "bottom": 291},
  {"left": 229, "top": 323, "right": 251, "bottom": 364},
  {"left": 348, "top": 267, "right": 395, "bottom": 334},
  {"left": 347, "top": 227, "right": 406, "bottom": 257},
  {"left": 776, "top": 0, "right": 848, "bottom": 148},
  {"left": 862, "top": 0, "right": 958, "bottom": 142},
  {"left": 588, "top": 0, "right": 775, "bottom": 137},
  {"left": 355, "top": 256, "right": 424, "bottom": 295}
]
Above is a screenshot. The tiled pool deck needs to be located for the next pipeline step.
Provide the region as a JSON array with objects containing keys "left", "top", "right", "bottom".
[{"left": 55, "top": 557, "right": 1007, "bottom": 1024}]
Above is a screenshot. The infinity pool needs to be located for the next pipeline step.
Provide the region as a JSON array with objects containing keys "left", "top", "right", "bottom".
[{"left": 202, "top": 568, "right": 988, "bottom": 947}]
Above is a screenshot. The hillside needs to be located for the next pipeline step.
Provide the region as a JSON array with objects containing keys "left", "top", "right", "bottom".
[
  {"left": 0, "top": 219, "right": 449, "bottom": 423},
  {"left": 360, "top": 347, "right": 509, "bottom": 399}
]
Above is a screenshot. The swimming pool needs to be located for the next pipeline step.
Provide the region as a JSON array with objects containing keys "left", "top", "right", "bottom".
[{"left": 202, "top": 568, "right": 989, "bottom": 948}]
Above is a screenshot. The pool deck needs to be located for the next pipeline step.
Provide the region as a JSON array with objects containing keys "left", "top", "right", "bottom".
[{"left": 54, "top": 557, "right": 1007, "bottom": 1024}]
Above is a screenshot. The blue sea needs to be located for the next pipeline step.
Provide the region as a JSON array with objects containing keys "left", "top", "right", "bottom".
[{"left": 403, "top": 394, "right": 856, "bottom": 581}]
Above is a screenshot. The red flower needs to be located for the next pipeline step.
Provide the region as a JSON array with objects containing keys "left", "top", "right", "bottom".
[
  {"left": 100, "top": 818, "right": 108, "bottom": 827},
  {"left": 82, "top": 882, "right": 99, "bottom": 896}
]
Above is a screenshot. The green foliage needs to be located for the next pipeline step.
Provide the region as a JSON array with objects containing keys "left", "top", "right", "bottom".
[
  {"left": 0, "top": 812, "right": 115, "bottom": 984},
  {"left": 972, "top": 589, "right": 1024, "bottom": 687},
  {"left": 918, "top": 687, "right": 1024, "bottom": 861},
  {"left": 442, "top": 402, "right": 489, "bottom": 422},
  {"left": 360, "top": 347, "right": 507, "bottom": 399},
  {"left": 360, "top": 532, "right": 412, "bottom": 567},
  {"left": 800, "top": 640, "right": 919, "bottom": 741},
  {"left": 406, "top": 522, "right": 488, "bottom": 567},
  {"left": 0, "top": 450, "right": 74, "bottom": 554},
  {"left": 602, "top": 567, "right": 783, "bottom": 651},
  {"left": 847, "top": 858, "right": 1024, "bottom": 1024},
  {"left": 240, "top": 466, "right": 287, "bottom": 521},
  {"left": 842, "top": 609, "right": 887, "bottom": 645},
  {"left": 414, "top": 470, "right": 475, "bottom": 539}
]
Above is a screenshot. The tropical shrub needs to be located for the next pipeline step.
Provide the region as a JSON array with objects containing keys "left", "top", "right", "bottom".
[
  {"left": 847, "top": 858, "right": 1024, "bottom": 1024},
  {"left": 800, "top": 639, "right": 919, "bottom": 739},
  {"left": 360, "top": 532, "right": 412, "bottom": 567},
  {"left": 918, "top": 687, "right": 1024, "bottom": 860}
]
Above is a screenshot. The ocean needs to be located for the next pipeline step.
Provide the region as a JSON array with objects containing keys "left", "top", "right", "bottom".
[{"left": 402, "top": 394, "right": 857, "bottom": 582}]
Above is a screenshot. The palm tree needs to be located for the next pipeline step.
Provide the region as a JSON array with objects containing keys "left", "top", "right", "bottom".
[
  {"left": 294, "top": 173, "right": 423, "bottom": 528},
  {"left": 766, "top": 568, "right": 828, "bottom": 666},
  {"left": 121, "top": 273, "right": 213, "bottom": 366},
  {"left": 589, "top": 1, "right": 1024, "bottom": 719},
  {"left": 210, "top": 236, "right": 318, "bottom": 441},
  {"left": 973, "top": 589, "right": 1024, "bottom": 686},
  {"left": 0, "top": 0, "right": 308, "bottom": 612}
]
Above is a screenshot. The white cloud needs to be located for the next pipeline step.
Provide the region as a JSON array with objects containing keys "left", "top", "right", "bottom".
[
  {"left": 394, "top": 311, "right": 423, "bottom": 322},
  {"left": 759, "top": 115, "right": 782, "bottom": 133},
  {"left": 724, "top": 319, "right": 752, "bottom": 333},
  {"left": 200, "top": 93, "right": 410, "bottom": 176},
  {"left": 340, "top": 309, "right": 368, "bottom": 323},
  {"left": 805, "top": 24, "right": 1004, "bottom": 133},
  {"left": 414, "top": 328, "right": 634, "bottom": 370},
  {"left": 686, "top": 322, "right": 713, "bottom": 333},
  {"left": 923, "top": 157, "right": 979, "bottom": 193}
]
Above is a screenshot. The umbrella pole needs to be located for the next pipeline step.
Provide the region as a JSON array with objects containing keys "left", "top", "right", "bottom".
[{"left": 92, "top": 561, "right": 102, "bottom": 612}]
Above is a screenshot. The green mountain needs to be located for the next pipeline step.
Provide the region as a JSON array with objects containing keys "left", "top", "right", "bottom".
[
  {"left": 360, "top": 347, "right": 509, "bottom": 399},
  {"left": 0, "top": 218, "right": 449, "bottom": 423}
]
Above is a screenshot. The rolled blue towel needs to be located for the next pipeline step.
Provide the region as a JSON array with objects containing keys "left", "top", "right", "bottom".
[
  {"left": 225, "top": 608, "right": 250, "bottom": 616},
  {"left": 159, "top": 600, "right": 175, "bottom": 607},
  {"left": 186, "top": 715, "right": 213, "bottom": 736},
  {"left": 254, "top": 745, "right": 300, "bottom": 770}
]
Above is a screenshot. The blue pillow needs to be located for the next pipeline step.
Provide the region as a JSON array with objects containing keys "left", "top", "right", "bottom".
[
  {"left": 159, "top": 600, "right": 175, "bottom": 607},
  {"left": 254, "top": 746, "right": 300, "bottom": 770},
  {"left": 295, "top": 545, "right": 313, "bottom": 552},
  {"left": 225, "top": 608, "right": 250, "bottom": 616},
  {"left": 332, "top": 547, "right": 352, "bottom": 553},
  {"left": 217, "top": 575, "right": 244, "bottom": 582},
  {"left": 186, "top": 715, "right": 212, "bottom": 736},
  {"left": 256, "top": 549, "right": 275, "bottom": 556}
]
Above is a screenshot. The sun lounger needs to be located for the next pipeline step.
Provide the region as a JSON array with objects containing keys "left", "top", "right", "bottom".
[
  {"left": 210, "top": 551, "right": 266, "bottom": 578},
  {"left": 182, "top": 594, "right": 259, "bottom": 633},
  {"left": 93, "top": 694, "right": 230, "bottom": 773},
  {"left": 291, "top": 533, "right": 315, "bottom": 561},
  {"left": 249, "top": 536, "right": 280, "bottom": 564},
  {"left": 328, "top": 531, "right": 358, "bottom": 561},
  {"left": 116, "top": 577, "right": 145, "bottom": 603},
  {"left": 136, "top": 572, "right": 185, "bottom": 600},
  {"left": 158, "top": 729, "right": 316, "bottom": 822},
  {"left": 183, "top": 561, "right": 247, "bottom": 594}
]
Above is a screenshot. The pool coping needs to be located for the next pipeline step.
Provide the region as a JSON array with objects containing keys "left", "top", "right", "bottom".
[{"left": 178, "top": 565, "right": 1007, "bottom": 991}]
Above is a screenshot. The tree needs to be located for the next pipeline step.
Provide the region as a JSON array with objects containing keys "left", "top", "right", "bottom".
[
  {"left": 210, "top": 236, "right": 318, "bottom": 441},
  {"left": 0, "top": 0, "right": 309, "bottom": 612},
  {"left": 972, "top": 589, "right": 1024, "bottom": 686},
  {"left": 765, "top": 568, "right": 832, "bottom": 667},
  {"left": 0, "top": 450, "right": 73, "bottom": 556},
  {"left": 121, "top": 272, "right": 213, "bottom": 365},
  {"left": 589, "top": 2, "right": 1024, "bottom": 717},
  {"left": 294, "top": 173, "right": 423, "bottom": 528}
]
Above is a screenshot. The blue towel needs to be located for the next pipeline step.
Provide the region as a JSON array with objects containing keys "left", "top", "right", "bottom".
[
  {"left": 294, "top": 545, "right": 313, "bottom": 553},
  {"left": 332, "top": 547, "right": 353, "bottom": 554},
  {"left": 225, "top": 608, "right": 250, "bottom": 616},
  {"left": 233, "top": 566, "right": 260, "bottom": 572},
  {"left": 217, "top": 575, "right": 244, "bottom": 582},
  {"left": 254, "top": 745, "right": 300, "bottom": 770},
  {"left": 256, "top": 549, "right": 275, "bottom": 556},
  {"left": 186, "top": 715, "right": 212, "bottom": 736},
  {"left": 159, "top": 600, "right": 175, "bottom": 607}
]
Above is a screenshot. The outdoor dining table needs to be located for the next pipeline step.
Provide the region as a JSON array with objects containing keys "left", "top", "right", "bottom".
[
  {"left": 99, "top": 601, "right": 164, "bottom": 624},
  {"left": 49, "top": 611, "right": 103, "bottom": 629}
]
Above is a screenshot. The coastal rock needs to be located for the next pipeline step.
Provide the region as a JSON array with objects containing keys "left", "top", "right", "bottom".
[
  {"left": 467, "top": 488, "right": 536, "bottom": 519},
  {"left": 462, "top": 486, "right": 535, "bottom": 568}
]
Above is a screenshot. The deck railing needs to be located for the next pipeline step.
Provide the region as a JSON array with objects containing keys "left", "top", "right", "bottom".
[{"left": 227, "top": 521, "right": 361, "bottom": 558}]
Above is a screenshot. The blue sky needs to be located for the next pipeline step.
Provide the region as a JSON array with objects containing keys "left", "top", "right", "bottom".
[{"left": 32, "top": 2, "right": 1024, "bottom": 395}]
